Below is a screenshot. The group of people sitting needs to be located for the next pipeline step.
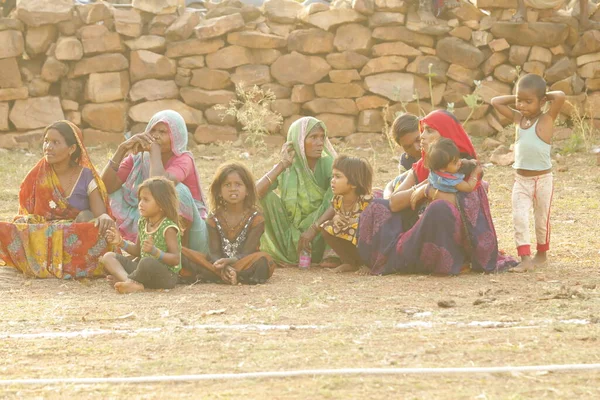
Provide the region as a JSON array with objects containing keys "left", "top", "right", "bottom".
[{"left": 0, "top": 73, "right": 564, "bottom": 293}]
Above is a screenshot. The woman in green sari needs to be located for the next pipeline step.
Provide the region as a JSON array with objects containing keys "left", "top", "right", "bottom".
[{"left": 256, "top": 117, "right": 337, "bottom": 267}]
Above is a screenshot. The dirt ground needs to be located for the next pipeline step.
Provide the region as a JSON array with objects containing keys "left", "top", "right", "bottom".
[{"left": 1, "top": 139, "right": 599, "bottom": 399}]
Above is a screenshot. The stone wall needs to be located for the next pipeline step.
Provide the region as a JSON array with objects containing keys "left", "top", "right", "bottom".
[{"left": 0, "top": 0, "right": 599, "bottom": 150}]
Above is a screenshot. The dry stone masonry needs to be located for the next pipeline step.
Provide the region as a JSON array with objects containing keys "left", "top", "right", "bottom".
[{"left": 0, "top": 0, "right": 599, "bottom": 149}]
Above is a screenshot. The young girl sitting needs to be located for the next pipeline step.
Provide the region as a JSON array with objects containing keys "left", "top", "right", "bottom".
[
  {"left": 426, "top": 138, "right": 483, "bottom": 196},
  {"left": 305, "top": 155, "right": 373, "bottom": 274},
  {"left": 181, "top": 162, "right": 274, "bottom": 285},
  {"left": 102, "top": 177, "right": 181, "bottom": 294}
]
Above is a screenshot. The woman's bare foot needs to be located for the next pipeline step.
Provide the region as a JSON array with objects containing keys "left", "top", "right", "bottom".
[
  {"left": 418, "top": 8, "right": 438, "bottom": 25},
  {"left": 511, "top": 258, "right": 534, "bottom": 273},
  {"left": 331, "top": 263, "right": 358, "bottom": 273},
  {"left": 106, "top": 275, "right": 117, "bottom": 288},
  {"left": 222, "top": 266, "right": 238, "bottom": 285},
  {"left": 356, "top": 266, "right": 371, "bottom": 276},
  {"left": 115, "top": 280, "right": 144, "bottom": 294}
]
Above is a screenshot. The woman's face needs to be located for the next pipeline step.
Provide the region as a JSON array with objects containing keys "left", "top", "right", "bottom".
[
  {"left": 420, "top": 126, "right": 442, "bottom": 156},
  {"left": 396, "top": 130, "right": 421, "bottom": 160},
  {"left": 149, "top": 122, "right": 172, "bottom": 154},
  {"left": 43, "top": 128, "right": 76, "bottom": 165},
  {"left": 304, "top": 125, "right": 325, "bottom": 160}
]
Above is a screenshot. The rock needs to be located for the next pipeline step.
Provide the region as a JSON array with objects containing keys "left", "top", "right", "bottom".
[
  {"left": 474, "top": 0, "right": 517, "bottom": 7},
  {"left": 129, "top": 99, "right": 204, "bottom": 125},
  {"left": 572, "top": 30, "right": 600, "bottom": 57},
  {"left": 56, "top": 16, "right": 82, "bottom": 37},
  {"left": 490, "top": 22, "right": 569, "bottom": 47},
  {"left": 508, "top": 45, "right": 531, "bottom": 66},
  {"left": 446, "top": 64, "right": 483, "bottom": 87},
  {"left": 406, "top": 55, "right": 449, "bottom": 83},
  {"left": 250, "top": 48, "right": 282, "bottom": 65},
  {"left": 436, "top": 37, "right": 485, "bottom": 69},
  {"left": 315, "top": 83, "right": 364, "bottom": 98},
  {"left": 449, "top": 26, "right": 473, "bottom": 41},
  {"left": 55, "top": 36, "right": 83, "bottom": 61},
  {"left": 17, "top": 0, "right": 73, "bottom": 27},
  {"left": 264, "top": 0, "right": 303, "bottom": 24},
  {"left": 0, "top": 103, "right": 9, "bottom": 131},
  {"left": 437, "top": 300, "right": 456, "bottom": 308},
  {"left": 488, "top": 38, "right": 510, "bottom": 52},
  {"left": 113, "top": 8, "right": 143, "bottom": 38},
  {"left": 291, "top": 84, "right": 315, "bottom": 103},
  {"left": 490, "top": 146, "right": 514, "bottom": 166},
  {"left": 10, "top": 96, "right": 64, "bottom": 130},
  {"left": 486, "top": 112, "right": 504, "bottom": 131},
  {"left": 77, "top": 2, "right": 111, "bottom": 25},
  {"left": 329, "top": 69, "right": 361, "bottom": 83},
  {"left": 443, "top": 80, "right": 472, "bottom": 105},
  {"left": 586, "top": 78, "right": 600, "bottom": 91},
  {"left": 166, "top": 38, "right": 225, "bottom": 58},
  {"left": 231, "top": 64, "right": 272, "bottom": 86},
  {"left": 27, "top": 78, "right": 50, "bottom": 97},
  {"left": 471, "top": 30, "right": 493, "bottom": 48},
  {"left": 584, "top": 91, "right": 600, "bottom": 116},
  {"left": 364, "top": 72, "right": 429, "bottom": 102},
  {"left": 482, "top": 137, "right": 503, "bottom": 151},
  {"left": 0, "top": 58, "right": 22, "bottom": 89},
  {"left": 271, "top": 99, "right": 300, "bottom": 117},
  {"left": 523, "top": 61, "right": 545, "bottom": 75},
  {"left": 0, "top": 30, "right": 24, "bottom": 59},
  {"left": 129, "top": 79, "right": 179, "bottom": 102},
  {"left": 195, "top": 13, "right": 245, "bottom": 40},
  {"left": 86, "top": 72, "right": 130, "bottom": 103},
  {"left": 405, "top": 10, "right": 452, "bottom": 36},
  {"left": 166, "top": 11, "right": 200, "bottom": 41},
  {"left": 372, "top": 41, "right": 421, "bottom": 57},
  {"left": 374, "top": 0, "right": 406, "bottom": 12},
  {"left": 65, "top": 110, "right": 81, "bottom": 126},
  {"left": 451, "top": 1, "right": 485, "bottom": 21},
  {"left": 550, "top": 75, "right": 584, "bottom": 95},
  {"left": 334, "top": 23, "right": 372, "bottom": 53},
  {"left": 205, "top": 105, "right": 236, "bottom": 126},
  {"left": 271, "top": 51, "right": 331, "bottom": 86},
  {"left": 553, "top": 127, "right": 573, "bottom": 141},
  {"left": 368, "top": 12, "right": 404, "bottom": 27},
  {"left": 454, "top": 104, "right": 489, "bottom": 121},
  {"left": 130, "top": 50, "right": 176, "bottom": 83},
  {"left": 494, "top": 64, "right": 518, "bottom": 84},
  {"left": 82, "top": 129, "right": 125, "bottom": 147},
  {"left": 577, "top": 52, "right": 600, "bottom": 67},
  {"left": 125, "top": 35, "right": 167, "bottom": 53},
  {"left": 194, "top": 124, "right": 238, "bottom": 143},
  {"left": 373, "top": 26, "right": 434, "bottom": 47},
  {"left": 82, "top": 102, "right": 129, "bottom": 132},
  {"left": 227, "top": 31, "right": 287, "bottom": 49},
  {"left": 80, "top": 26, "right": 124, "bottom": 55},
  {"left": 205, "top": 45, "right": 252, "bottom": 69},
  {"left": 132, "top": 0, "right": 181, "bottom": 15},
  {"left": 482, "top": 52, "right": 508, "bottom": 76},
  {"left": 73, "top": 53, "right": 129, "bottom": 77},
  {"left": 41, "top": 57, "right": 68, "bottom": 83},
  {"left": 262, "top": 83, "right": 291, "bottom": 99},
  {"left": 288, "top": 28, "right": 334, "bottom": 54},
  {"left": 180, "top": 87, "right": 236, "bottom": 109},
  {"left": 578, "top": 61, "right": 600, "bottom": 79},
  {"left": 357, "top": 109, "right": 384, "bottom": 132},
  {"left": 303, "top": 98, "right": 358, "bottom": 115},
  {"left": 476, "top": 79, "right": 512, "bottom": 104},
  {"left": 190, "top": 68, "right": 231, "bottom": 90},
  {"left": 0, "top": 87, "right": 29, "bottom": 102},
  {"left": 0, "top": 19, "right": 24, "bottom": 32},
  {"left": 179, "top": 56, "right": 205, "bottom": 69},
  {"left": 61, "top": 99, "right": 79, "bottom": 111},
  {"left": 60, "top": 79, "right": 84, "bottom": 103},
  {"left": 148, "top": 14, "right": 177, "bottom": 36},
  {"left": 304, "top": 9, "right": 366, "bottom": 31},
  {"left": 529, "top": 46, "right": 552, "bottom": 66},
  {"left": 25, "top": 25, "right": 57, "bottom": 55},
  {"left": 352, "top": 0, "right": 375, "bottom": 15},
  {"left": 316, "top": 113, "right": 356, "bottom": 136},
  {"left": 465, "top": 119, "right": 494, "bottom": 137},
  {"left": 356, "top": 95, "right": 388, "bottom": 110},
  {"left": 326, "top": 51, "right": 369, "bottom": 69}
]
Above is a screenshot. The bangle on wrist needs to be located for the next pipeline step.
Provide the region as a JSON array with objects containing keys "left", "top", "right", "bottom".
[
  {"left": 108, "top": 158, "right": 119, "bottom": 172},
  {"left": 265, "top": 174, "right": 273, "bottom": 185},
  {"left": 158, "top": 250, "right": 164, "bottom": 262}
]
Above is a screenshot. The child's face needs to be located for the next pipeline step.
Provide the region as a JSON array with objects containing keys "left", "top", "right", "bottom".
[
  {"left": 331, "top": 168, "right": 356, "bottom": 196},
  {"left": 396, "top": 130, "right": 421, "bottom": 160},
  {"left": 515, "top": 88, "right": 545, "bottom": 118},
  {"left": 138, "top": 187, "right": 160, "bottom": 218},
  {"left": 220, "top": 172, "right": 247, "bottom": 206},
  {"left": 442, "top": 157, "right": 462, "bottom": 174}
]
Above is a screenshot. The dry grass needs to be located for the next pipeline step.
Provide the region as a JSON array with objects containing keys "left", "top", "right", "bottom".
[{"left": 1, "top": 139, "right": 600, "bottom": 399}]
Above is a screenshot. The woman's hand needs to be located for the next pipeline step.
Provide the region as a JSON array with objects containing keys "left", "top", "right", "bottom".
[
  {"left": 142, "top": 236, "right": 154, "bottom": 254},
  {"left": 105, "top": 226, "right": 121, "bottom": 246},
  {"left": 280, "top": 142, "right": 295, "bottom": 169},
  {"left": 297, "top": 226, "right": 318, "bottom": 255},
  {"left": 119, "top": 132, "right": 156, "bottom": 155},
  {"left": 473, "top": 164, "right": 483, "bottom": 178},
  {"left": 410, "top": 185, "right": 427, "bottom": 210},
  {"left": 94, "top": 213, "right": 115, "bottom": 236}
]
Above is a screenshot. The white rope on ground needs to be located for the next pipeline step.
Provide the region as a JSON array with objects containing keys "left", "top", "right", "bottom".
[{"left": 2, "top": 364, "right": 600, "bottom": 386}]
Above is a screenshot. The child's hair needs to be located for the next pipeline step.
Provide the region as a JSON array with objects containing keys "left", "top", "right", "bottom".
[
  {"left": 209, "top": 162, "right": 258, "bottom": 212},
  {"left": 333, "top": 155, "right": 373, "bottom": 196},
  {"left": 391, "top": 113, "right": 419, "bottom": 144},
  {"left": 137, "top": 177, "right": 180, "bottom": 229},
  {"left": 427, "top": 138, "right": 460, "bottom": 172},
  {"left": 516, "top": 74, "right": 547, "bottom": 99}
]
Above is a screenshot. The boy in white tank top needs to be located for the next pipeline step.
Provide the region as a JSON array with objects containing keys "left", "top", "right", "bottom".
[{"left": 491, "top": 74, "right": 565, "bottom": 272}]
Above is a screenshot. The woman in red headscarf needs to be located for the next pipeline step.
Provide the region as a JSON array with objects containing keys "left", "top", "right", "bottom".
[{"left": 357, "top": 110, "right": 517, "bottom": 275}]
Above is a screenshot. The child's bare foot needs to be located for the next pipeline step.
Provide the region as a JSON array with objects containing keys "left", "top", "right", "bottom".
[
  {"left": 533, "top": 252, "right": 547, "bottom": 267},
  {"left": 511, "top": 258, "right": 534, "bottom": 273},
  {"left": 115, "top": 280, "right": 144, "bottom": 294},
  {"left": 356, "top": 265, "right": 371, "bottom": 276},
  {"left": 106, "top": 275, "right": 117, "bottom": 288},
  {"left": 223, "top": 266, "right": 238, "bottom": 285},
  {"left": 331, "top": 263, "right": 358, "bottom": 273}
]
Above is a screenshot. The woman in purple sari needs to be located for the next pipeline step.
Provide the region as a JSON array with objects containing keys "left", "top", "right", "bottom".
[{"left": 358, "top": 110, "right": 517, "bottom": 276}]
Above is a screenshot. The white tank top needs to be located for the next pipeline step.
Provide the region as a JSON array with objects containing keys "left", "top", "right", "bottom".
[{"left": 513, "top": 120, "right": 552, "bottom": 171}]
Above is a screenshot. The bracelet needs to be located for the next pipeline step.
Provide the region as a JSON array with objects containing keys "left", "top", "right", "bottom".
[
  {"left": 265, "top": 174, "right": 273, "bottom": 185},
  {"left": 120, "top": 240, "right": 129, "bottom": 251},
  {"left": 158, "top": 250, "right": 164, "bottom": 262},
  {"left": 108, "top": 158, "right": 119, "bottom": 172}
]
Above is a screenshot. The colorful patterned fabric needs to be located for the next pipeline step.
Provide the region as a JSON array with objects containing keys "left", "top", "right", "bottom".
[
  {"left": 109, "top": 110, "right": 208, "bottom": 253},
  {"left": 138, "top": 217, "right": 181, "bottom": 273},
  {"left": 260, "top": 117, "right": 337, "bottom": 264},
  {"left": 321, "top": 195, "right": 372, "bottom": 246},
  {"left": 0, "top": 121, "right": 113, "bottom": 279}
]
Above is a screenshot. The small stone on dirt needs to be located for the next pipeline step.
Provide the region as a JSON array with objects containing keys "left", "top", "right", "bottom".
[{"left": 437, "top": 300, "right": 456, "bottom": 308}]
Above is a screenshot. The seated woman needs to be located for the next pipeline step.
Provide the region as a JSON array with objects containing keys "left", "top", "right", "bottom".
[
  {"left": 0, "top": 121, "right": 114, "bottom": 279},
  {"left": 101, "top": 110, "right": 209, "bottom": 253},
  {"left": 358, "top": 110, "right": 518, "bottom": 276},
  {"left": 256, "top": 117, "right": 337, "bottom": 267},
  {"left": 511, "top": 0, "right": 599, "bottom": 30}
]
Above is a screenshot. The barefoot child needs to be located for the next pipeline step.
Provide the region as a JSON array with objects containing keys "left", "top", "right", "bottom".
[
  {"left": 491, "top": 74, "right": 565, "bottom": 272},
  {"left": 180, "top": 162, "right": 274, "bottom": 285},
  {"left": 306, "top": 155, "right": 373, "bottom": 273},
  {"left": 102, "top": 177, "right": 181, "bottom": 293}
]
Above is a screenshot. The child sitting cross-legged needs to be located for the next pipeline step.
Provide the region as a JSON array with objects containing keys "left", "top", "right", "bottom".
[{"left": 102, "top": 176, "right": 182, "bottom": 294}]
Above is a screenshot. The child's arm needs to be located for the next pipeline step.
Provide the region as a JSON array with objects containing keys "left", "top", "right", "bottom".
[
  {"left": 454, "top": 165, "right": 483, "bottom": 193},
  {"left": 491, "top": 95, "right": 519, "bottom": 123},
  {"left": 545, "top": 91, "right": 566, "bottom": 120},
  {"left": 297, "top": 206, "right": 335, "bottom": 254},
  {"left": 144, "top": 227, "right": 180, "bottom": 267},
  {"left": 106, "top": 226, "right": 140, "bottom": 257}
]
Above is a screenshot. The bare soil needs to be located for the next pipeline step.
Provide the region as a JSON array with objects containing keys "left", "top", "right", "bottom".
[{"left": 1, "top": 140, "right": 599, "bottom": 399}]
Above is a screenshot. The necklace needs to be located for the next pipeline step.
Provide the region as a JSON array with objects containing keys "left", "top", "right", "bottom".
[
  {"left": 341, "top": 196, "right": 359, "bottom": 216},
  {"left": 522, "top": 113, "right": 541, "bottom": 128},
  {"left": 147, "top": 216, "right": 164, "bottom": 231},
  {"left": 221, "top": 210, "right": 249, "bottom": 234}
]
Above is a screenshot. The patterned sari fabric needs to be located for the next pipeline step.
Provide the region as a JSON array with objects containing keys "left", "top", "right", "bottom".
[
  {"left": 260, "top": 117, "right": 337, "bottom": 265},
  {"left": 358, "top": 110, "right": 518, "bottom": 276},
  {"left": 109, "top": 110, "right": 209, "bottom": 253},
  {"left": 0, "top": 121, "right": 113, "bottom": 279}
]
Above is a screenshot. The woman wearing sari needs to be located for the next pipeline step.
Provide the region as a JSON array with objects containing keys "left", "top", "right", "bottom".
[
  {"left": 101, "top": 110, "right": 209, "bottom": 253},
  {"left": 358, "top": 110, "right": 517, "bottom": 276},
  {"left": 256, "top": 117, "right": 337, "bottom": 266},
  {"left": 0, "top": 121, "right": 114, "bottom": 279}
]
